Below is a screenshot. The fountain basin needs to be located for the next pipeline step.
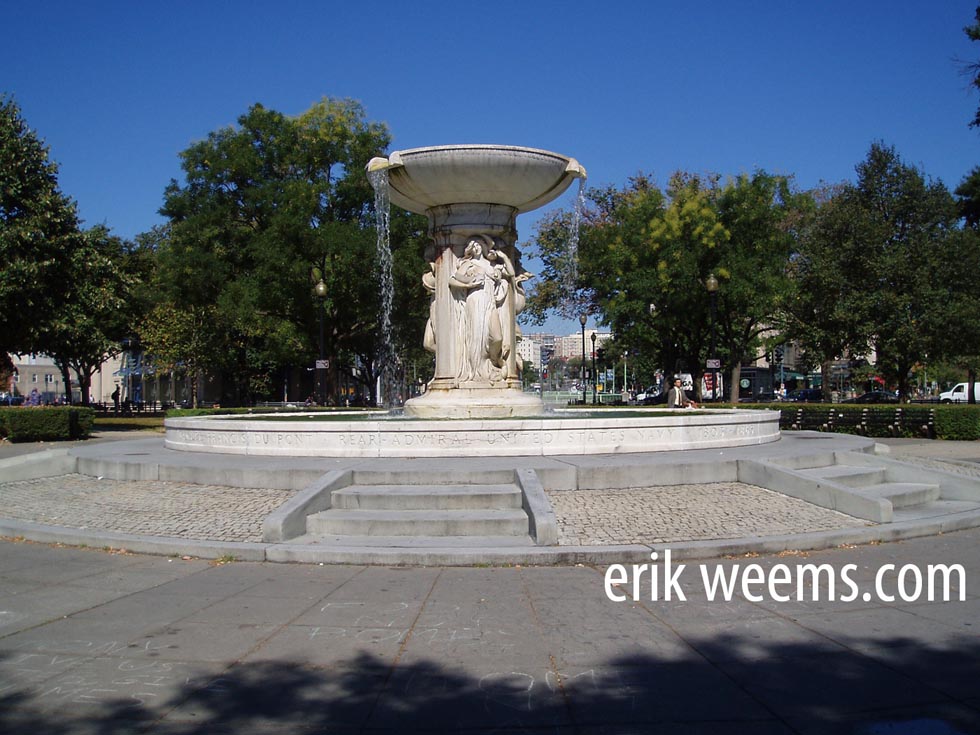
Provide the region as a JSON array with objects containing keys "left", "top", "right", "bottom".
[
  {"left": 367, "top": 145, "right": 586, "bottom": 215},
  {"left": 164, "top": 409, "right": 780, "bottom": 458}
]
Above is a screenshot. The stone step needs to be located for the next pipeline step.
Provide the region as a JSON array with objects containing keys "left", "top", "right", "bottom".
[
  {"left": 849, "top": 482, "right": 942, "bottom": 509},
  {"left": 331, "top": 483, "right": 523, "bottom": 511},
  {"left": 891, "top": 499, "right": 980, "bottom": 522},
  {"left": 288, "top": 534, "right": 537, "bottom": 548},
  {"left": 798, "top": 465, "right": 887, "bottom": 487},
  {"left": 307, "top": 508, "right": 530, "bottom": 537}
]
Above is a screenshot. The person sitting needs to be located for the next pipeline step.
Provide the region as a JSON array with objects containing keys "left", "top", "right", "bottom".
[{"left": 667, "top": 377, "right": 698, "bottom": 408}]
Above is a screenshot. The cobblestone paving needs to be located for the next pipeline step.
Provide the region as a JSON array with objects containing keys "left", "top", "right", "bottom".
[
  {"left": 546, "top": 483, "right": 871, "bottom": 546},
  {"left": 892, "top": 454, "right": 980, "bottom": 479},
  {"left": 0, "top": 474, "right": 294, "bottom": 542}
]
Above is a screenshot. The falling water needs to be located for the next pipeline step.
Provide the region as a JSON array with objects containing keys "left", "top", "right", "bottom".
[
  {"left": 368, "top": 167, "right": 395, "bottom": 409},
  {"left": 561, "top": 177, "right": 587, "bottom": 318}
]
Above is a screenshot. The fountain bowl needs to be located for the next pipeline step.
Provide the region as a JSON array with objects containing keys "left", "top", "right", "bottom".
[{"left": 367, "top": 145, "right": 586, "bottom": 215}]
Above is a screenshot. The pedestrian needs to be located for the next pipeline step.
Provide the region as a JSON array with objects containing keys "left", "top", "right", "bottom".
[
  {"left": 667, "top": 377, "right": 698, "bottom": 409},
  {"left": 111, "top": 386, "right": 120, "bottom": 414}
]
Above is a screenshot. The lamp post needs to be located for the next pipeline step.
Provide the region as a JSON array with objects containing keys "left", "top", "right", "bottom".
[
  {"left": 590, "top": 331, "right": 597, "bottom": 404},
  {"left": 315, "top": 278, "right": 328, "bottom": 405},
  {"left": 706, "top": 273, "right": 719, "bottom": 402},
  {"left": 579, "top": 314, "right": 587, "bottom": 405},
  {"left": 623, "top": 350, "right": 628, "bottom": 402}
]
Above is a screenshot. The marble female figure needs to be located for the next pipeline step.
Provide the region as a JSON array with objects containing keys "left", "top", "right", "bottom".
[{"left": 449, "top": 236, "right": 509, "bottom": 383}]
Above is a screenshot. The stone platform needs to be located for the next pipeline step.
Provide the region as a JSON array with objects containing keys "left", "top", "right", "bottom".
[{"left": 3, "top": 432, "right": 980, "bottom": 566}]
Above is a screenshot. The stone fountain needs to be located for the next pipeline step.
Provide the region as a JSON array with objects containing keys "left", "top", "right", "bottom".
[
  {"left": 164, "top": 145, "right": 780, "bottom": 458},
  {"left": 367, "top": 145, "right": 585, "bottom": 419}
]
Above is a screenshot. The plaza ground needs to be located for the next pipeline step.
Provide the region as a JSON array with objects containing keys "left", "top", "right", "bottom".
[{"left": 1, "top": 433, "right": 978, "bottom": 732}]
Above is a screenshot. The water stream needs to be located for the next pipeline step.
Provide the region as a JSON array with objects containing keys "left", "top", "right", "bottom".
[
  {"left": 561, "top": 176, "right": 587, "bottom": 318},
  {"left": 368, "top": 167, "right": 395, "bottom": 408}
]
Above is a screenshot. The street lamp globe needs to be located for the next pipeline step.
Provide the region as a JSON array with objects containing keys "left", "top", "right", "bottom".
[
  {"left": 314, "top": 279, "right": 328, "bottom": 299},
  {"left": 706, "top": 273, "right": 719, "bottom": 293}
]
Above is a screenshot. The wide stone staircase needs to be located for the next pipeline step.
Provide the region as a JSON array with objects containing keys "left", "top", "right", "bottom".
[
  {"left": 795, "top": 464, "right": 941, "bottom": 510},
  {"left": 268, "top": 469, "right": 556, "bottom": 548},
  {"left": 744, "top": 450, "right": 980, "bottom": 524},
  {"left": 307, "top": 481, "right": 533, "bottom": 546}
]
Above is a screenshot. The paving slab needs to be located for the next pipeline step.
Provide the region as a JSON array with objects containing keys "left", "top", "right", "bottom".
[{"left": 0, "top": 530, "right": 977, "bottom": 733}]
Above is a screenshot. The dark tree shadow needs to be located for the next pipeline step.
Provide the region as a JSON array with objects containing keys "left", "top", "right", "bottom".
[{"left": 1, "top": 636, "right": 978, "bottom": 734}]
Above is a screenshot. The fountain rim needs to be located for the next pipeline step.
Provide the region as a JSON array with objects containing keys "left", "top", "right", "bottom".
[
  {"left": 368, "top": 143, "right": 586, "bottom": 171},
  {"left": 366, "top": 144, "right": 587, "bottom": 215},
  {"left": 163, "top": 408, "right": 781, "bottom": 458}
]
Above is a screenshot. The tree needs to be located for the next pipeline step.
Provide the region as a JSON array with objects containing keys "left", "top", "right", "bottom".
[
  {"left": 928, "top": 214, "right": 980, "bottom": 401},
  {"left": 526, "top": 171, "right": 802, "bottom": 400},
  {"left": 713, "top": 172, "right": 805, "bottom": 399},
  {"left": 0, "top": 95, "right": 83, "bottom": 358},
  {"left": 783, "top": 185, "right": 874, "bottom": 400},
  {"left": 43, "top": 225, "right": 143, "bottom": 404},
  {"left": 786, "top": 145, "right": 958, "bottom": 402},
  {"left": 963, "top": 5, "right": 980, "bottom": 129},
  {"left": 153, "top": 98, "right": 427, "bottom": 405},
  {"left": 853, "top": 144, "right": 957, "bottom": 401}
]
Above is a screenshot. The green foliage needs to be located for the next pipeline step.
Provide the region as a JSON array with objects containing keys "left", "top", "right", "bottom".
[
  {"left": 0, "top": 406, "right": 94, "bottom": 442},
  {"left": 0, "top": 97, "right": 140, "bottom": 400},
  {"left": 525, "top": 170, "right": 803, "bottom": 394},
  {"left": 963, "top": 6, "right": 980, "bottom": 129},
  {"left": 784, "top": 144, "right": 958, "bottom": 400},
  {"left": 934, "top": 406, "right": 980, "bottom": 440},
  {"left": 854, "top": 144, "right": 957, "bottom": 399},
  {"left": 0, "top": 95, "right": 84, "bottom": 358},
  {"left": 148, "top": 98, "right": 428, "bottom": 406},
  {"left": 44, "top": 225, "right": 142, "bottom": 404}
]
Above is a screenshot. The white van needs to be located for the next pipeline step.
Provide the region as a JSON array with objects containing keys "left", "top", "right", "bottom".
[{"left": 939, "top": 382, "right": 980, "bottom": 403}]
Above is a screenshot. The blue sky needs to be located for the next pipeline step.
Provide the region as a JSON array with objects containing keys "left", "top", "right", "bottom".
[{"left": 5, "top": 1, "right": 979, "bottom": 333}]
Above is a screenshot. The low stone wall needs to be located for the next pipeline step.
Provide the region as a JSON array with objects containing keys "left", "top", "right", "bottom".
[{"left": 164, "top": 408, "right": 781, "bottom": 458}]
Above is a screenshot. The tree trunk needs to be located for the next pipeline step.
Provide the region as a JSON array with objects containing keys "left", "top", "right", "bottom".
[
  {"left": 821, "top": 360, "right": 833, "bottom": 403},
  {"left": 730, "top": 363, "right": 742, "bottom": 404},
  {"left": 78, "top": 371, "right": 92, "bottom": 406},
  {"left": 970, "top": 367, "right": 977, "bottom": 405},
  {"left": 896, "top": 363, "right": 912, "bottom": 404},
  {"left": 55, "top": 360, "right": 73, "bottom": 405}
]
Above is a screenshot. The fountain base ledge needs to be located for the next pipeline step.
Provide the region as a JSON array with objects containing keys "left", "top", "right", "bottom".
[
  {"left": 404, "top": 387, "right": 546, "bottom": 419},
  {"left": 164, "top": 408, "right": 781, "bottom": 459}
]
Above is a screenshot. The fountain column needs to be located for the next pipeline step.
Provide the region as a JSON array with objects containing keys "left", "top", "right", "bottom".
[
  {"left": 426, "top": 203, "right": 518, "bottom": 388},
  {"left": 367, "top": 145, "right": 585, "bottom": 419}
]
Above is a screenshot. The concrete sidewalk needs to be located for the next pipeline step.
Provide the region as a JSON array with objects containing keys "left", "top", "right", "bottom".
[{"left": 0, "top": 527, "right": 977, "bottom": 734}]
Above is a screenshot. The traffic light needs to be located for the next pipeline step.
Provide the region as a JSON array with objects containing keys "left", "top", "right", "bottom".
[
  {"left": 774, "top": 346, "right": 784, "bottom": 364},
  {"left": 596, "top": 348, "right": 606, "bottom": 365}
]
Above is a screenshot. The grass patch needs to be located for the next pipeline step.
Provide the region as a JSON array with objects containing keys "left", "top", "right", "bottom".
[{"left": 93, "top": 416, "right": 165, "bottom": 432}]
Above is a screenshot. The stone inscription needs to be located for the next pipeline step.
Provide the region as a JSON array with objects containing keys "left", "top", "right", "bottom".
[{"left": 168, "top": 414, "right": 777, "bottom": 456}]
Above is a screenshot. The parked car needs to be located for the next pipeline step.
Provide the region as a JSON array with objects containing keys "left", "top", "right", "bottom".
[
  {"left": 635, "top": 385, "right": 660, "bottom": 402},
  {"left": 842, "top": 390, "right": 899, "bottom": 404},
  {"left": 0, "top": 393, "right": 24, "bottom": 406},
  {"left": 785, "top": 388, "right": 823, "bottom": 402}
]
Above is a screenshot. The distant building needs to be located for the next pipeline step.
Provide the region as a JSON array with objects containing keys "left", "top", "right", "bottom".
[
  {"left": 7, "top": 353, "right": 127, "bottom": 404},
  {"left": 7, "top": 354, "right": 79, "bottom": 403},
  {"left": 516, "top": 334, "right": 541, "bottom": 370},
  {"left": 521, "top": 330, "right": 611, "bottom": 362}
]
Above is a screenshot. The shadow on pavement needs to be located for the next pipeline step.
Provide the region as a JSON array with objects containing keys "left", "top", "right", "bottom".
[{"left": 1, "top": 635, "right": 978, "bottom": 734}]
